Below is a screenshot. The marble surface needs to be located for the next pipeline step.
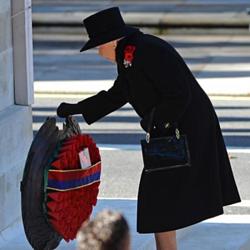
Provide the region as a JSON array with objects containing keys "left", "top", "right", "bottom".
[
  {"left": 0, "top": 0, "right": 33, "bottom": 233},
  {"left": 0, "top": 105, "right": 33, "bottom": 231},
  {"left": 12, "top": 0, "right": 34, "bottom": 106}
]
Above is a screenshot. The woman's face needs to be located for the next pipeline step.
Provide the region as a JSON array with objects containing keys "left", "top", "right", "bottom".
[{"left": 97, "top": 37, "right": 123, "bottom": 63}]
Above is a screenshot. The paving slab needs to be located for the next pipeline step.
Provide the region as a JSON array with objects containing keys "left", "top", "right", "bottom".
[
  {"left": 31, "top": 0, "right": 250, "bottom": 27},
  {"left": 1, "top": 200, "right": 250, "bottom": 250},
  {"left": 179, "top": 215, "right": 250, "bottom": 250},
  {"left": 32, "top": 33, "right": 250, "bottom": 96},
  {"left": 0, "top": 199, "right": 194, "bottom": 250}
]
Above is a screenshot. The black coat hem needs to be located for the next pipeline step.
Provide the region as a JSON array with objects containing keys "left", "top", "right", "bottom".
[{"left": 222, "top": 197, "right": 241, "bottom": 207}]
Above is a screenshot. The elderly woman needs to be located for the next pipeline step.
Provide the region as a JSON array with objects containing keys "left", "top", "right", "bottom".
[{"left": 57, "top": 7, "right": 241, "bottom": 250}]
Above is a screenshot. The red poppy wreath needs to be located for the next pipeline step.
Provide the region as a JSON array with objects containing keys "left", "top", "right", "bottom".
[{"left": 21, "top": 116, "right": 101, "bottom": 250}]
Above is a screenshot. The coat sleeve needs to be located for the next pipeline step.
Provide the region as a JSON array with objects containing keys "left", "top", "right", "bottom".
[
  {"left": 76, "top": 74, "right": 128, "bottom": 125},
  {"left": 137, "top": 42, "right": 192, "bottom": 125}
]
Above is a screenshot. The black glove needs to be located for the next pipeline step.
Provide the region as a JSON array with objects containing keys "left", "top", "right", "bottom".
[
  {"left": 140, "top": 113, "right": 152, "bottom": 132},
  {"left": 56, "top": 102, "right": 82, "bottom": 118},
  {"left": 140, "top": 107, "right": 157, "bottom": 132},
  {"left": 140, "top": 107, "right": 171, "bottom": 132}
]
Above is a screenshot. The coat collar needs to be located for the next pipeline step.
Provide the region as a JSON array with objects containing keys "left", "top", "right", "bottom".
[{"left": 115, "top": 30, "right": 143, "bottom": 70}]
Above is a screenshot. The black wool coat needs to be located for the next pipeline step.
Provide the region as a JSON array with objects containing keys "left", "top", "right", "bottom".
[{"left": 77, "top": 30, "right": 241, "bottom": 233}]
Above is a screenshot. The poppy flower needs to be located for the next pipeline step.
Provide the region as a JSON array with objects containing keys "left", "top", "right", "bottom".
[{"left": 123, "top": 45, "right": 136, "bottom": 68}]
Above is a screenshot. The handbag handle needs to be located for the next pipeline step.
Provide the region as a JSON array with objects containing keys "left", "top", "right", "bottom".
[{"left": 145, "top": 107, "right": 180, "bottom": 143}]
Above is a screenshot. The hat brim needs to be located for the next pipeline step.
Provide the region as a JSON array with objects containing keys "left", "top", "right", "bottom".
[{"left": 79, "top": 26, "right": 139, "bottom": 52}]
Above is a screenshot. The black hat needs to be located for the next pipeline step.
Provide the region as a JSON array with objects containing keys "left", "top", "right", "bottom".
[{"left": 80, "top": 7, "right": 139, "bottom": 52}]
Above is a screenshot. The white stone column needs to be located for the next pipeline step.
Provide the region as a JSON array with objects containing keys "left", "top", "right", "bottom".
[
  {"left": 0, "top": 0, "right": 14, "bottom": 111},
  {"left": 0, "top": 0, "right": 33, "bottom": 232},
  {"left": 12, "top": 0, "right": 34, "bottom": 105}
]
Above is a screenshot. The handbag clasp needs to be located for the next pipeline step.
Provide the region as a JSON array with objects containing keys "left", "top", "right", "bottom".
[
  {"left": 146, "top": 132, "right": 150, "bottom": 143},
  {"left": 175, "top": 128, "right": 180, "bottom": 139},
  {"left": 164, "top": 122, "right": 170, "bottom": 128}
]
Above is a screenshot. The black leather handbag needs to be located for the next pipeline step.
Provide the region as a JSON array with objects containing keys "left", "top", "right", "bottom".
[{"left": 140, "top": 107, "right": 191, "bottom": 172}]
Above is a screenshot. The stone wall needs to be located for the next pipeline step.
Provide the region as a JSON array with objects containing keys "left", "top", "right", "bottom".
[
  {"left": 0, "top": 0, "right": 33, "bottom": 232},
  {"left": 0, "top": 1, "right": 14, "bottom": 112}
]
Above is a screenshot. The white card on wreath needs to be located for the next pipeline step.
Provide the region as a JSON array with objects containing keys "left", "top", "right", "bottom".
[{"left": 78, "top": 147, "right": 91, "bottom": 169}]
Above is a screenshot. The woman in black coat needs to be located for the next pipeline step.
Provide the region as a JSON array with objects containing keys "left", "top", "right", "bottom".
[{"left": 57, "top": 7, "right": 241, "bottom": 250}]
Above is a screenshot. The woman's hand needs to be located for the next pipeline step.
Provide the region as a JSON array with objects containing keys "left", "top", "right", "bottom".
[{"left": 56, "top": 102, "right": 79, "bottom": 118}]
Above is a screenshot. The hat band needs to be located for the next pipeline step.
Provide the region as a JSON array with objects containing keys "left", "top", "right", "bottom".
[{"left": 89, "top": 24, "right": 125, "bottom": 40}]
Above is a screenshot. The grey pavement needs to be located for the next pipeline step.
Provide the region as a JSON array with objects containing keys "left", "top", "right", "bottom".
[
  {"left": 0, "top": 200, "right": 156, "bottom": 250},
  {"left": 32, "top": 0, "right": 250, "bottom": 28},
  {"left": 2, "top": 204, "right": 250, "bottom": 250},
  {"left": 33, "top": 33, "right": 250, "bottom": 96},
  {"left": 32, "top": 1, "right": 250, "bottom": 15}
]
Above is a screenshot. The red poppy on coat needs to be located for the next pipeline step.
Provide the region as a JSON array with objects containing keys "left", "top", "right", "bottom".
[{"left": 123, "top": 45, "right": 136, "bottom": 68}]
